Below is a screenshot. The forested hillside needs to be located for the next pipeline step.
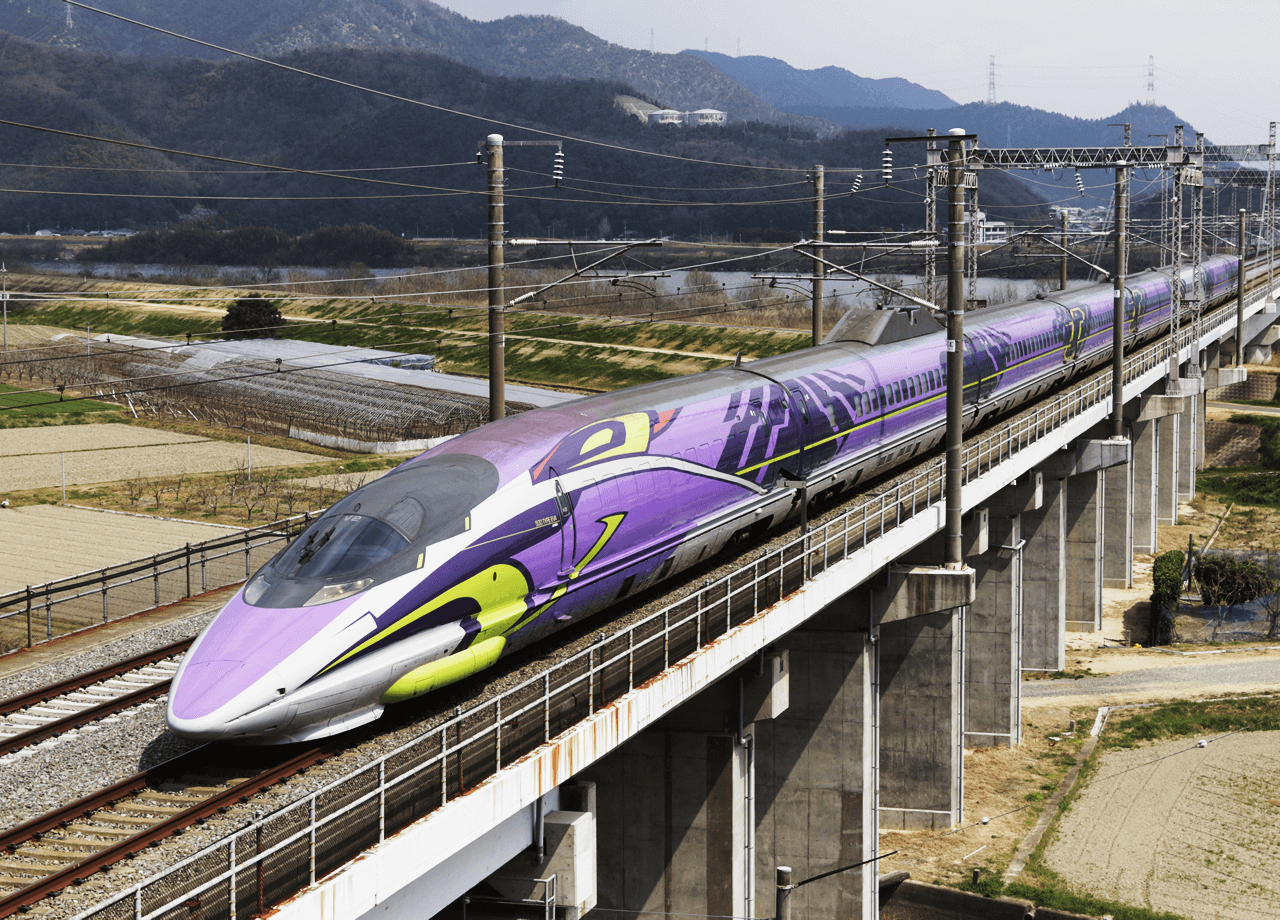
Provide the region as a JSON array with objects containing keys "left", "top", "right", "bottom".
[
  {"left": 2, "top": 0, "right": 827, "bottom": 130},
  {"left": 0, "top": 36, "right": 1047, "bottom": 241}
]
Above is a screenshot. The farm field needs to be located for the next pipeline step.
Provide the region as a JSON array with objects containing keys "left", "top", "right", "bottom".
[
  {"left": 0, "top": 504, "right": 237, "bottom": 593},
  {"left": 0, "top": 422, "right": 319, "bottom": 491},
  {"left": 1046, "top": 729, "right": 1280, "bottom": 919}
]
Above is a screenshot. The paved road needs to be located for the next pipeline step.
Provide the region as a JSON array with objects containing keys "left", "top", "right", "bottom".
[
  {"left": 1022, "top": 653, "right": 1280, "bottom": 706},
  {"left": 1208, "top": 400, "right": 1280, "bottom": 417}
]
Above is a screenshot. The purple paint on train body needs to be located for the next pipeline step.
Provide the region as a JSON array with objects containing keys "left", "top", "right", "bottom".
[{"left": 167, "top": 255, "right": 1240, "bottom": 742}]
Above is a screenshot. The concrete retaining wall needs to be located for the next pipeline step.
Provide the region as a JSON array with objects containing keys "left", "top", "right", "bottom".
[
  {"left": 1205, "top": 420, "right": 1262, "bottom": 467},
  {"left": 879, "top": 880, "right": 1033, "bottom": 919},
  {"left": 878, "top": 880, "right": 1098, "bottom": 919},
  {"left": 1208, "top": 371, "right": 1278, "bottom": 403}
]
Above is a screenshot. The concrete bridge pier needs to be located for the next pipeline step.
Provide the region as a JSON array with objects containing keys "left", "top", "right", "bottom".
[
  {"left": 1101, "top": 426, "right": 1135, "bottom": 590},
  {"left": 1203, "top": 339, "right": 1248, "bottom": 392},
  {"left": 579, "top": 607, "right": 879, "bottom": 920},
  {"left": 965, "top": 476, "right": 1040, "bottom": 745},
  {"left": 751, "top": 607, "right": 877, "bottom": 920},
  {"left": 1039, "top": 438, "right": 1129, "bottom": 633},
  {"left": 964, "top": 511, "right": 1022, "bottom": 748},
  {"left": 871, "top": 551, "right": 977, "bottom": 832},
  {"left": 1020, "top": 473, "right": 1066, "bottom": 672},
  {"left": 1157, "top": 412, "right": 1181, "bottom": 525},
  {"left": 1130, "top": 416, "right": 1158, "bottom": 556},
  {"left": 1245, "top": 323, "right": 1280, "bottom": 365},
  {"left": 1171, "top": 374, "right": 1203, "bottom": 500}
]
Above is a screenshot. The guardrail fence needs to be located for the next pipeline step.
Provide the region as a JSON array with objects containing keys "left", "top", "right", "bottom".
[{"left": 0, "top": 515, "right": 313, "bottom": 651}]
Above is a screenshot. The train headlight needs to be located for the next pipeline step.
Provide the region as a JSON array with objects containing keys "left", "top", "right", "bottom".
[{"left": 304, "top": 577, "right": 374, "bottom": 607}]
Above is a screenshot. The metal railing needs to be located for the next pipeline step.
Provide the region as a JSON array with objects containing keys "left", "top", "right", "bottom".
[
  {"left": 0, "top": 515, "right": 313, "bottom": 651},
  {"left": 62, "top": 289, "right": 1278, "bottom": 920}
]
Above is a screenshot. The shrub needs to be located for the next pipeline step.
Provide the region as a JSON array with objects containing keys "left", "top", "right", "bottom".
[
  {"left": 222, "top": 293, "right": 284, "bottom": 339},
  {"left": 1149, "top": 550, "right": 1184, "bottom": 645}
]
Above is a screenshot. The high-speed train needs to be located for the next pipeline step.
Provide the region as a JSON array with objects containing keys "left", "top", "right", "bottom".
[{"left": 167, "top": 256, "right": 1239, "bottom": 743}]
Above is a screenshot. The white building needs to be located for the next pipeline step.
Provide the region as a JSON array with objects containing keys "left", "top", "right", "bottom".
[
  {"left": 647, "top": 109, "right": 684, "bottom": 125},
  {"left": 686, "top": 109, "right": 727, "bottom": 127},
  {"left": 964, "top": 210, "right": 1008, "bottom": 245}
]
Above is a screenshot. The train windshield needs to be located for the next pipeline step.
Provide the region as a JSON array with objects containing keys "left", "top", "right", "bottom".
[
  {"left": 244, "top": 454, "right": 500, "bottom": 608},
  {"left": 286, "top": 507, "right": 418, "bottom": 579}
]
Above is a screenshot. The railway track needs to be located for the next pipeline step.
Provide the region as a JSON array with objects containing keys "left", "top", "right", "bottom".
[
  {"left": 0, "top": 743, "right": 328, "bottom": 915},
  {"left": 0, "top": 641, "right": 192, "bottom": 756}
]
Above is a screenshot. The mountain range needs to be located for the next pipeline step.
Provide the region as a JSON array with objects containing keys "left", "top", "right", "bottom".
[
  {"left": 682, "top": 50, "right": 956, "bottom": 112},
  {"left": 5, "top": 0, "right": 1201, "bottom": 145},
  {"left": 0, "top": 0, "right": 1215, "bottom": 241}
]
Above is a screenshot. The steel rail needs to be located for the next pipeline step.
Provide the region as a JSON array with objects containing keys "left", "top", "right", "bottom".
[
  {"left": 0, "top": 639, "right": 191, "bottom": 716},
  {"left": 0, "top": 745, "right": 328, "bottom": 917},
  {"left": 1, "top": 680, "right": 173, "bottom": 755}
]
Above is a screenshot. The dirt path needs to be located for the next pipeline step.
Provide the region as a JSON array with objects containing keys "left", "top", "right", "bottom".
[{"left": 1046, "top": 731, "right": 1280, "bottom": 919}]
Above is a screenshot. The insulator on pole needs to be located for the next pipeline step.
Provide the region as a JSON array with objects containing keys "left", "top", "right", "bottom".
[
  {"left": 882, "top": 148, "right": 892, "bottom": 186},
  {"left": 553, "top": 150, "right": 564, "bottom": 187},
  {"left": 850, "top": 174, "right": 863, "bottom": 195},
  {"left": 1075, "top": 171, "right": 1085, "bottom": 196}
]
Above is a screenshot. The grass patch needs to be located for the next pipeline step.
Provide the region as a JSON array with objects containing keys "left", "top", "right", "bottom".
[
  {"left": 1102, "top": 695, "right": 1280, "bottom": 749},
  {"left": 0, "top": 382, "right": 126, "bottom": 428},
  {"left": 1198, "top": 466, "right": 1280, "bottom": 509},
  {"left": 1000, "top": 878, "right": 1184, "bottom": 920}
]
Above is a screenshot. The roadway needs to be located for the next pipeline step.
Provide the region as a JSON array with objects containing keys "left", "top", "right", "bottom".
[{"left": 1022, "top": 649, "right": 1280, "bottom": 708}]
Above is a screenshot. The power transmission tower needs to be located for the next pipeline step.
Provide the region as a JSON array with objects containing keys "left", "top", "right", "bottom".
[
  {"left": 1146, "top": 56, "right": 1155, "bottom": 106},
  {"left": 987, "top": 56, "right": 996, "bottom": 106}
]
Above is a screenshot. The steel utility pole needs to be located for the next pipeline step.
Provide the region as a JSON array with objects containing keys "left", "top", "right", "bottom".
[
  {"left": 1238, "top": 209, "right": 1246, "bottom": 367},
  {"left": 886, "top": 128, "right": 973, "bottom": 568},
  {"left": 945, "top": 129, "right": 968, "bottom": 569},
  {"left": 1111, "top": 161, "right": 1128, "bottom": 438},
  {"left": 485, "top": 134, "right": 506, "bottom": 421},
  {"left": 2, "top": 263, "right": 8, "bottom": 351},
  {"left": 811, "top": 165, "right": 824, "bottom": 345},
  {"left": 1060, "top": 212, "right": 1069, "bottom": 291}
]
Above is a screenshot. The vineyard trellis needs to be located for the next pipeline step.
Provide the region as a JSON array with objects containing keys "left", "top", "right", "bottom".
[{"left": 1, "top": 338, "right": 530, "bottom": 445}]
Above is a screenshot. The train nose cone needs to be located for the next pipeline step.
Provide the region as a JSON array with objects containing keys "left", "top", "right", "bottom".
[
  {"left": 166, "top": 590, "right": 364, "bottom": 741},
  {"left": 168, "top": 659, "right": 245, "bottom": 722}
]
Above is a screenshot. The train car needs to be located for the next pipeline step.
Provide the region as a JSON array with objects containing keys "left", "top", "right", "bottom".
[{"left": 167, "top": 255, "right": 1238, "bottom": 743}]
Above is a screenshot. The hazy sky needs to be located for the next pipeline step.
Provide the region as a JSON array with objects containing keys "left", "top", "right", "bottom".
[{"left": 439, "top": 0, "right": 1278, "bottom": 146}]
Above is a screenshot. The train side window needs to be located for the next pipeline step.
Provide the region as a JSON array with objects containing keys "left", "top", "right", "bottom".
[{"left": 876, "top": 386, "right": 885, "bottom": 409}]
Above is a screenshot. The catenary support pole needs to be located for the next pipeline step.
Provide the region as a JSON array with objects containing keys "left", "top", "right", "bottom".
[
  {"left": 1238, "top": 209, "right": 1246, "bottom": 367},
  {"left": 1112, "top": 162, "right": 1128, "bottom": 438},
  {"left": 812, "top": 165, "right": 824, "bottom": 346},
  {"left": 1060, "top": 211, "right": 1069, "bottom": 291},
  {"left": 486, "top": 134, "right": 506, "bottom": 421},
  {"left": 945, "top": 129, "right": 967, "bottom": 568}
]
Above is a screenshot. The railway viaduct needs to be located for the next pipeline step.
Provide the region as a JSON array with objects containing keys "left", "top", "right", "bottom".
[{"left": 73, "top": 280, "right": 1280, "bottom": 920}]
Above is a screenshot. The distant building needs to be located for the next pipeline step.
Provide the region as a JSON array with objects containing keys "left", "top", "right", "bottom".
[
  {"left": 964, "top": 210, "right": 1008, "bottom": 245},
  {"left": 616, "top": 95, "right": 727, "bottom": 127},
  {"left": 686, "top": 109, "right": 727, "bottom": 127},
  {"left": 647, "top": 109, "right": 684, "bottom": 125}
]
